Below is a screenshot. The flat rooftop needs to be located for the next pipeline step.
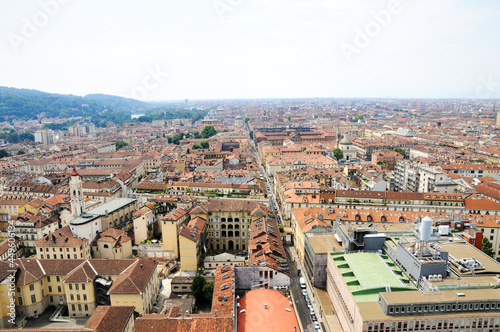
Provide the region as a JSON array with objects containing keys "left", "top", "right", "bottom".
[
  {"left": 342, "top": 222, "right": 416, "bottom": 233},
  {"left": 306, "top": 233, "right": 341, "bottom": 254},
  {"left": 332, "top": 252, "right": 414, "bottom": 302},
  {"left": 438, "top": 242, "right": 500, "bottom": 275},
  {"left": 70, "top": 213, "right": 100, "bottom": 226},
  {"left": 88, "top": 198, "right": 137, "bottom": 216}
]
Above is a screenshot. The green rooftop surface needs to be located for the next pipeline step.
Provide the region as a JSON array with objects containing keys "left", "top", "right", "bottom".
[{"left": 331, "top": 252, "right": 414, "bottom": 302}]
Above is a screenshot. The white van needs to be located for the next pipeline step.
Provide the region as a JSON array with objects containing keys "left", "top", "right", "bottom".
[{"left": 300, "top": 277, "right": 306, "bottom": 289}]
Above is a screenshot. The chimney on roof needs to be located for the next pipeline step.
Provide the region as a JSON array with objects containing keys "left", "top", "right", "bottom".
[{"left": 140, "top": 264, "right": 143, "bottom": 269}]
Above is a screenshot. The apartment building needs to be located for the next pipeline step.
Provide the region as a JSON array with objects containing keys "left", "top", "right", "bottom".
[
  {"left": 7, "top": 258, "right": 158, "bottom": 318},
  {"left": 265, "top": 153, "right": 337, "bottom": 176},
  {"left": 34, "top": 129, "right": 54, "bottom": 147},
  {"left": 441, "top": 163, "right": 500, "bottom": 178},
  {"left": 35, "top": 225, "right": 90, "bottom": 260},
  {"left": 133, "top": 207, "right": 156, "bottom": 245},
  {"left": 190, "top": 199, "right": 272, "bottom": 252},
  {"left": 12, "top": 213, "right": 59, "bottom": 254},
  {"left": 161, "top": 206, "right": 192, "bottom": 258},
  {"left": 178, "top": 216, "right": 208, "bottom": 271},
  {"left": 92, "top": 228, "right": 133, "bottom": 259}
]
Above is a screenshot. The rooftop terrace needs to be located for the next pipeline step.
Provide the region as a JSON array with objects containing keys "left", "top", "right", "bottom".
[{"left": 331, "top": 252, "right": 415, "bottom": 302}]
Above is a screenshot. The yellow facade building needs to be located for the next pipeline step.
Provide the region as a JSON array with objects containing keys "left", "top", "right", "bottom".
[
  {"left": 4, "top": 258, "right": 159, "bottom": 319},
  {"left": 35, "top": 225, "right": 90, "bottom": 260},
  {"left": 178, "top": 217, "right": 207, "bottom": 271},
  {"left": 190, "top": 199, "right": 272, "bottom": 252},
  {"left": 161, "top": 206, "right": 191, "bottom": 258}
]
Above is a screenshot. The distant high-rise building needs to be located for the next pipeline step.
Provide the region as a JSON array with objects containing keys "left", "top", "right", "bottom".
[
  {"left": 234, "top": 115, "right": 244, "bottom": 128},
  {"left": 496, "top": 112, "right": 500, "bottom": 127},
  {"left": 34, "top": 129, "right": 54, "bottom": 146},
  {"left": 69, "top": 122, "right": 96, "bottom": 137}
]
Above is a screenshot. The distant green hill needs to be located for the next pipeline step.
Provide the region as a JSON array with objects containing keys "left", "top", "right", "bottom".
[
  {"left": 0, "top": 86, "right": 149, "bottom": 124},
  {"left": 0, "top": 86, "right": 210, "bottom": 128}
]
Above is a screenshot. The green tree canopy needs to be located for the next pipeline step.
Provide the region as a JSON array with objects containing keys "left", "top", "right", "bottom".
[
  {"left": 201, "top": 126, "right": 217, "bottom": 139},
  {"left": 0, "top": 150, "right": 8, "bottom": 158},
  {"left": 393, "top": 147, "right": 406, "bottom": 157},
  {"left": 200, "top": 141, "right": 209, "bottom": 149},
  {"left": 113, "top": 140, "right": 129, "bottom": 150},
  {"left": 482, "top": 237, "right": 494, "bottom": 258},
  {"left": 333, "top": 148, "right": 344, "bottom": 161},
  {"left": 202, "top": 281, "right": 214, "bottom": 303},
  {"left": 191, "top": 275, "right": 206, "bottom": 304},
  {"left": 192, "top": 144, "right": 201, "bottom": 150}
]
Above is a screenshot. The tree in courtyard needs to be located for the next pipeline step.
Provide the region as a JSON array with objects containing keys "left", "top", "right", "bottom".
[
  {"left": 201, "top": 125, "right": 217, "bottom": 139},
  {"left": 482, "top": 237, "right": 494, "bottom": 258},
  {"left": 200, "top": 141, "right": 209, "bottom": 149},
  {"left": 333, "top": 148, "right": 344, "bottom": 161},
  {"left": 191, "top": 275, "right": 206, "bottom": 304},
  {"left": 393, "top": 147, "right": 406, "bottom": 157},
  {"left": 202, "top": 281, "right": 214, "bottom": 302}
]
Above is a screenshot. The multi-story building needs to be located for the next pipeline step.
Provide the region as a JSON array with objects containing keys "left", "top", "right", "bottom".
[
  {"left": 204, "top": 252, "right": 245, "bottom": 275},
  {"left": 69, "top": 122, "right": 96, "bottom": 137},
  {"left": 34, "top": 129, "right": 54, "bottom": 147},
  {"left": 12, "top": 213, "right": 59, "bottom": 254},
  {"left": 6, "top": 258, "right": 159, "bottom": 318},
  {"left": 132, "top": 206, "right": 157, "bottom": 245},
  {"left": 418, "top": 166, "right": 457, "bottom": 193},
  {"left": 265, "top": 153, "right": 337, "bottom": 176},
  {"left": 325, "top": 225, "right": 500, "bottom": 332},
  {"left": 440, "top": 163, "right": 500, "bottom": 178},
  {"left": 161, "top": 206, "right": 192, "bottom": 258},
  {"left": 371, "top": 150, "right": 404, "bottom": 170},
  {"left": 178, "top": 216, "right": 208, "bottom": 271},
  {"left": 35, "top": 225, "right": 90, "bottom": 260},
  {"left": 190, "top": 199, "right": 272, "bottom": 252},
  {"left": 92, "top": 228, "right": 133, "bottom": 259}
]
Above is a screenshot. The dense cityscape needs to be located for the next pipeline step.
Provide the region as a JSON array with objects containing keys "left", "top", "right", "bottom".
[
  {"left": 1, "top": 0, "right": 500, "bottom": 331},
  {"left": 0, "top": 95, "right": 500, "bottom": 331}
]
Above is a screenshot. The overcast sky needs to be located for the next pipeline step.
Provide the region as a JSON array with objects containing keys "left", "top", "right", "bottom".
[{"left": 0, "top": 0, "right": 499, "bottom": 100}]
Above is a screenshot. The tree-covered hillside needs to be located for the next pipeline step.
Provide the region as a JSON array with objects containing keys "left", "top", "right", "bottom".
[
  {"left": 0, "top": 87, "right": 209, "bottom": 127},
  {"left": 0, "top": 86, "right": 149, "bottom": 121}
]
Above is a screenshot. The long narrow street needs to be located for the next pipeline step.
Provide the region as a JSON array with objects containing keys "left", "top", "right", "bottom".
[
  {"left": 285, "top": 245, "right": 314, "bottom": 332},
  {"left": 247, "top": 121, "right": 319, "bottom": 331}
]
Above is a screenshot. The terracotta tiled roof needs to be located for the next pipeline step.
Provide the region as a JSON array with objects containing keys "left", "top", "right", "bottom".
[
  {"left": 249, "top": 216, "right": 288, "bottom": 275},
  {"left": 108, "top": 259, "right": 157, "bottom": 295},
  {"left": 134, "top": 317, "right": 233, "bottom": 332},
  {"left": 84, "top": 306, "right": 135, "bottom": 332},
  {"left": 12, "top": 259, "right": 156, "bottom": 288},
  {"left": 63, "top": 260, "right": 98, "bottom": 283},
  {"left": 179, "top": 217, "right": 207, "bottom": 242},
  {"left": 237, "top": 289, "right": 299, "bottom": 332},
  {"left": 35, "top": 225, "right": 88, "bottom": 248},
  {"left": 464, "top": 194, "right": 500, "bottom": 210}
]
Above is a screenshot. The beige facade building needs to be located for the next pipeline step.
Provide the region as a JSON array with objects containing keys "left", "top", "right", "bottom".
[
  {"left": 190, "top": 199, "right": 272, "bottom": 252},
  {"left": 5, "top": 258, "right": 159, "bottom": 319},
  {"left": 161, "top": 206, "right": 191, "bottom": 258},
  {"left": 92, "top": 228, "right": 133, "bottom": 259},
  {"left": 178, "top": 216, "right": 207, "bottom": 271},
  {"left": 35, "top": 225, "right": 90, "bottom": 260}
]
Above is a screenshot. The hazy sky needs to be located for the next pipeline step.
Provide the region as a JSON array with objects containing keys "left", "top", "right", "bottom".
[{"left": 0, "top": 0, "right": 499, "bottom": 100}]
